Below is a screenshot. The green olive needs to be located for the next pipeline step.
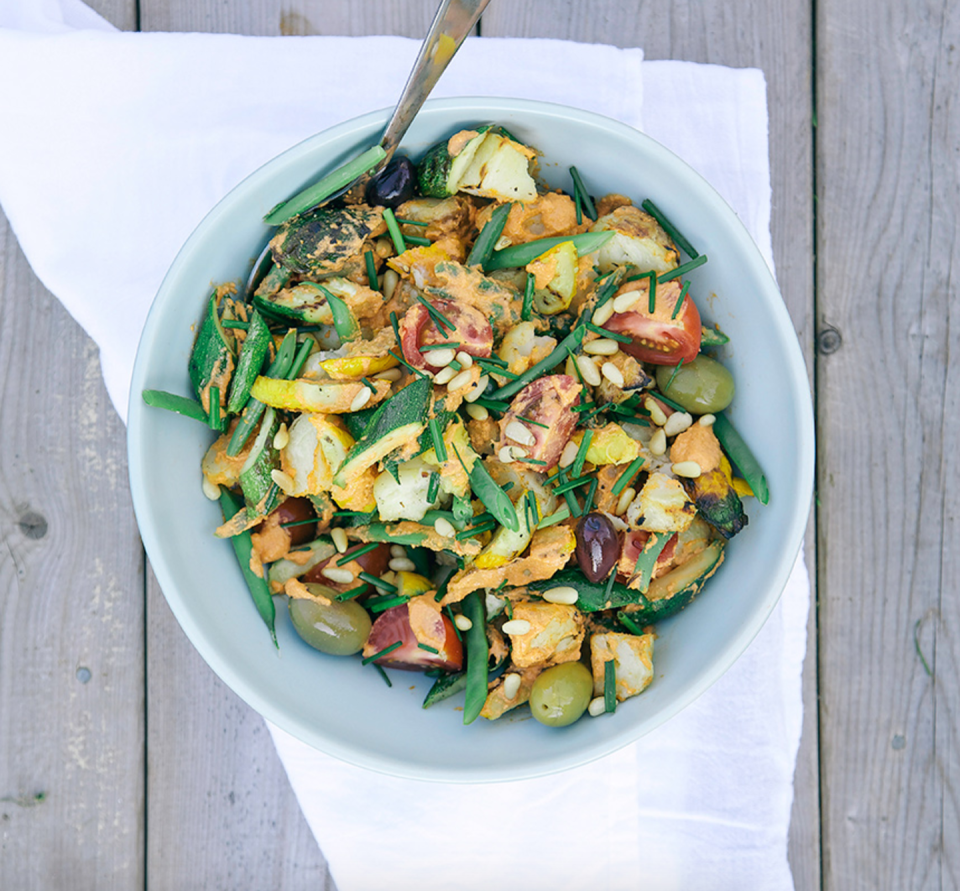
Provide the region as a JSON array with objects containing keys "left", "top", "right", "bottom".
[
  {"left": 655, "top": 355, "right": 735, "bottom": 414},
  {"left": 288, "top": 584, "right": 371, "bottom": 656},
  {"left": 529, "top": 662, "right": 593, "bottom": 727}
]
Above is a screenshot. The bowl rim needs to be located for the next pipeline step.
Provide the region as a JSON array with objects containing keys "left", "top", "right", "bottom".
[{"left": 128, "top": 96, "right": 815, "bottom": 782}]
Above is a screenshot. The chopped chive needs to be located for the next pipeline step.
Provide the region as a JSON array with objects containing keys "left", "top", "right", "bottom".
[
  {"left": 417, "top": 642, "right": 440, "bottom": 654},
  {"left": 488, "top": 326, "right": 586, "bottom": 401},
  {"left": 414, "top": 293, "right": 455, "bottom": 334},
  {"left": 552, "top": 474, "right": 592, "bottom": 495},
  {"left": 456, "top": 520, "right": 497, "bottom": 540},
  {"left": 650, "top": 391, "right": 687, "bottom": 412},
  {"left": 573, "top": 401, "right": 598, "bottom": 413},
  {"left": 333, "top": 509, "right": 375, "bottom": 517},
  {"left": 389, "top": 310, "right": 402, "bottom": 345},
  {"left": 382, "top": 208, "right": 406, "bottom": 254},
  {"left": 445, "top": 605, "right": 463, "bottom": 640},
  {"left": 221, "top": 319, "right": 250, "bottom": 330},
  {"left": 361, "top": 377, "right": 378, "bottom": 393},
  {"left": 618, "top": 612, "right": 645, "bottom": 636},
  {"left": 362, "top": 640, "right": 403, "bottom": 665},
  {"left": 663, "top": 359, "right": 685, "bottom": 392},
  {"left": 476, "top": 359, "right": 519, "bottom": 379},
  {"left": 288, "top": 337, "right": 314, "bottom": 379},
  {"left": 420, "top": 341, "right": 461, "bottom": 351},
  {"left": 279, "top": 517, "right": 320, "bottom": 529},
  {"left": 569, "top": 167, "right": 597, "bottom": 221},
  {"left": 142, "top": 389, "right": 210, "bottom": 423},
  {"left": 518, "top": 414, "right": 549, "bottom": 429},
  {"left": 374, "top": 664, "right": 393, "bottom": 686},
  {"left": 429, "top": 417, "right": 447, "bottom": 462},
  {"left": 394, "top": 217, "right": 429, "bottom": 227},
  {"left": 671, "top": 280, "right": 691, "bottom": 320},
  {"left": 563, "top": 488, "right": 582, "bottom": 518},
  {"left": 474, "top": 398, "right": 510, "bottom": 412},
  {"left": 475, "top": 353, "right": 508, "bottom": 368},
  {"left": 604, "top": 570, "right": 618, "bottom": 601},
  {"left": 631, "top": 532, "right": 673, "bottom": 592},
  {"left": 336, "top": 541, "right": 381, "bottom": 566},
  {"left": 523, "top": 458, "right": 548, "bottom": 466},
  {"left": 525, "top": 491, "right": 541, "bottom": 526},
  {"left": 612, "top": 456, "right": 646, "bottom": 496},
  {"left": 364, "top": 250, "right": 379, "bottom": 290},
  {"left": 427, "top": 472, "right": 440, "bottom": 503},
  {"left": 334, "top": 588, "right": 364, "bottom": 602},
  {"left": 404, "top": 234, "right": 432, "bottom": 247},
  {"left": 207, "top": 386, "right": 221, "bottom": 430},
  {"left": 604, "top": 659, "right": 617, "bottom": 712},
  {"left": 587, "top": 322, "right": 631, "bottom": 343},
  {"left": 641, "top": 198, "right": 699, "bottom": 259},
  {"left": 521, "top": 272, "right": 535, "bottom": 322},
  {"left": 368, "top": 594, "right": 411, "bottom": 613},
  {"left": 504, "top": 598, "right": 513, "bottom": 620},
  {"left": 387, "top": 349, "right": 426, "bottom": 379},
  {"left": 657, "top": 254, "right": 708, "bottom": 283},
  {"left": 571, "top": 430, "right": 593, "bottom": 478},
  {"left": 467, "top": 201, "right": 513, "bottom": 270},
  {"left": 359, "top": 572, "right": 398, "bottom": 593},
  {"left": 583, "top": 477, "right": 599, "bottom": 513},
  {"left": 538, "top": 506, "right": 571, "bottom": 528},
  {"left": 573, "top": 186, "right": 582, "bottom": 225}
]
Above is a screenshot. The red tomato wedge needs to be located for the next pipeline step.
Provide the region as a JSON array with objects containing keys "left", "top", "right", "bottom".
[
  {"left": 603, "top": 279, "right": 701, "bottom": 365},
  {"left": 363, "top": 604, "right": 463, "bottom": 672},
  {"left": 497, "top": 374, "right": 582, "bottom": 470},
  {"left": 399, "top": 298, "right": 493, "bottom": 370},
  {"left": 617, "top": 530, "right": 678, "bottom": 582},
  {"left": 302, "top": 543, "right": 390, "bottom": 594}
]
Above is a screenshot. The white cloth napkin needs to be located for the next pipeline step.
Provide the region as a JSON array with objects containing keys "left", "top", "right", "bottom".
[{"left": 0, "top": 3, "right": 809, "bottom": 889}]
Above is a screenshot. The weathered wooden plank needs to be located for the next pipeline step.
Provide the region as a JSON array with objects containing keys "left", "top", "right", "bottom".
[
  {"left": 0, "top": 216, "right": 144, "bottom": 886},
  {"left": 816, "top": 0, "right": 959, "bottom": 887},
  {"left": 482, "top": 4, "right": 819, "bottom": 889}
]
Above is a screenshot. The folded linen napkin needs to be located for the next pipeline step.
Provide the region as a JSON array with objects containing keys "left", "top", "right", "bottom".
[{"left": 0, "top": 3, "right": 808, "bottom": 889}]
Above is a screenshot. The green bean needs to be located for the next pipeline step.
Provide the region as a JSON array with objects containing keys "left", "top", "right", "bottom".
[
  {"left": 466, "top": 201, "right": 512, "bottom": 270},
  {"left": 264, "top": 144, "right": 387, "bottom": 226},
  {"left": 461, "top": 592, "right": 488, "bottom": 725},
  {"left": 465, "top": 449, "right": 519, "bottom": 532},
  {"left": 219, "top": 487, "right": 277, "bottom": 649},
  {"left": 603, "top": 659, "right": 617, "bottom": 713},
  {"left": 142, "top": 389, "right": 209, "bottom": 423},
  {"left": 712, "top": 412, "right": 770, "bottom": 505},
  {"left": 484, "top": 230, "right": 614, "bottom": 272},
  {"left": 226, "top": 308, "right": 272, "bottom": 414},
  {"left": 630, "top": 531, "right": 672, "bottom": 593}
]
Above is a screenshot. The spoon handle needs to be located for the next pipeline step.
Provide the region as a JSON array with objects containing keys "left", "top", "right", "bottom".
[{"left": 379, "top": 0, "right": 493, "bottom": 159}]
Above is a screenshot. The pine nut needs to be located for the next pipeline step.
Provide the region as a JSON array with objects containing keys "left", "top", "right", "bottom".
[
  {"left": 456, "top": 351, "right": 474, "bottom": 369},
  {"left": 577, "top": 355, "right": 602, "bottom": 386},
  {"left": 464, "top": 375, "right": 489, "bottom": 402},
  {"left": 649, "top": 428, "right": 667, "bottom": 456},
  {"left": 616, "top": 486, "right": 637, "bottom": 516},
  {"left": 466, "top": 403, "right": 489, "bottom": 421},
  {"left": 510, "top": 446, "right": 528, "bottom": 460},
  {"left": 505, "top": 420, "right": 536, "bottom": 446},
  {"left": 201, "top": 477, "right": 220, "bottom": 501},
  {"left": 454, "top": 614, "right": 473, "bottom": 631},
  {"left": 331, "top": 527, "right": 349, "bottom": 553},
  {"left": 427, "top": 348, "right": 456, "bottom": 368},
  {"left": 591, "top": 300, "right": 615, "bottom": 327},
  {"left": 270, "top": 469, "right": 296, "bottom": 494},
  {"left": 433, "top": 365, "right": 458, "bottom": 385},
  {"left": 389, "top": 545, "right": 407, "bottom": 558},
  {"left": 542, "top": 585, "right": 579, "bottom": 605},
  {"left": 601, "top": 362, "right": 625, "bottom": 387},
  {"left": 374, "top": 367, "right": 403, "bottom": 382},
  {"left": 273, "top": 422, "right": 290, "bottom": 451},
  {"left": 349, "top": 387, "right": 371, "bottom": 412},
  {"left": 321, "top": 566, "right": 355, "bottom": 584},
  {"left": 502, "top": 673, "right": 522, "bottom": 701},
  {"left": 501, "top": 619, "right": 531, "bottom": 636},
  {"left": 672, "top": 460, "right": 702, "bottom": 478},
  {"left": 559, "top": 440, "right": 580, "bottom": 468},
  {"left": 663, "top": 411, "right": 693, "bottom": 438},
  {"left": 434, "top": 517, "right": 456, "bottom": 538},
  {"left": 498, "top": 446, "right": 515, "bottom": 464},
  {"left": 613, "top": 288, "right": 642, "bottom": 313},
  {"left": 447, "top": 369, "right": 474, "bottom": 391},
  {"left": 382, "top": 268, "right": 400, "bottom": 301},
  {"left": 588, "top": 697, "right": 607, "bottom": 717},
  {"left": 583, "top": 338, "right": 619, "bottom": 356},
  {"left": 699, "top": 413, "right": 716, "bottom": 427},
  {"left": 644, "top": 397, "right": 667, "bottom": 426},
  {"left": 389, "top": 557, "right": 417, "bottom": 572}
]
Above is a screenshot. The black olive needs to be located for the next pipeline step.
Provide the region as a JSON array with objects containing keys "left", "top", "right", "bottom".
[
  {"left": 575, "top": 513, "right": 621, "bottom": 583},
  {"left": 366, "top": 156, "right": 416, "bottom": 208}
]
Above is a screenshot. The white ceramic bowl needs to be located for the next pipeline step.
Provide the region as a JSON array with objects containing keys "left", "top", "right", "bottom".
[{"left": 128, "top": 98, "right": 814, "bottom": 782}]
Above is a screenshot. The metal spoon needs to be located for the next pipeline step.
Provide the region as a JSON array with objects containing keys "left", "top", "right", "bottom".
[{"left": 246, "top": 0, "right": 491, "bottom": 295}]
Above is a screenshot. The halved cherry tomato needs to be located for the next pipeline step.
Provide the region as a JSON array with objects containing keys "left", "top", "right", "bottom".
[
  {"left": 603, "top": 279, "right": 701, "bottom": 366},
  {"left": 497, "top": 374, "right": 581, "bottom": 470},
  {"left": 364, "top": 604, "right": 463, "bottom": 672},
  {"left": 399, "top": 298, "right": 493, "bottom": 370},
  {"left": 302, "top": 542, "right": 390, "bottom": 595},
  {"left": 617, "top": 529, "right": 678, "bottom": 582}
]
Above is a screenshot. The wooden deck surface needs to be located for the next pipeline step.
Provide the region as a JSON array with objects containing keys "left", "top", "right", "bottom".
[{"left": 1, "top": 0, "right": 956, "bottom": 888}]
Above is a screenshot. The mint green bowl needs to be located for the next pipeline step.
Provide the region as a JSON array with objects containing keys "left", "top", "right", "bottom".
[{"left": 128, "top": 98, "right": 814, "bottom": 782}]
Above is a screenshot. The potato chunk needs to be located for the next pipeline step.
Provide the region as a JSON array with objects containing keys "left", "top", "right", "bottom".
[
  {"left": 590, "top": 632, "right": 655, "bottom": 701},
  {"left": 507, "top": 601, "right": 585, "bottom": 669}
]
